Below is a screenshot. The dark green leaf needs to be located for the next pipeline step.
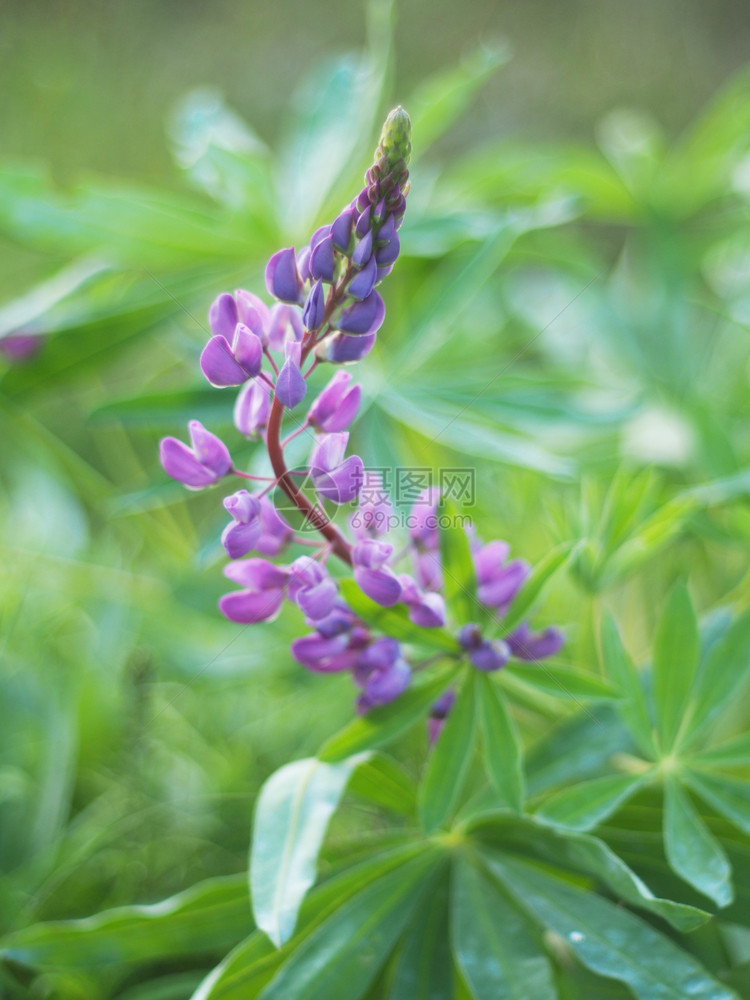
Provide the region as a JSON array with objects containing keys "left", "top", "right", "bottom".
[
  {"left": 600, "top": 612, "right": 655, "bottom": 756},
  {"left": 663, "top": 776, "right": 733, "bottom": 908},
  {"left": 389, "top": 871, "right": 452, "bottom": 1000},
  {"left": 439, "top": 499, "right": 480, "bottom": 625},
  {"left": 486, "top": 854, "right": 735, "bottom": 1000},
  {"left": 504, "top": 663, "right": 618, "bottom": 701},
  {"left": 652, "top": 583, "right": 700, "bottom": 752},
  {"left": 453, "top": 856, "right": 555, "bottom": 999},
  {"left": 347, "top": 753, "right": 416, "bottom": 816},
  {"left": 683, "top": 609, "right": 750, "bottom": 745},
  {"left": 686, "top": 770, "right": 750, "bottom": 838},
  {"left": 418, "top": 672, "right": 477, "bottom": 832},
  {"left": 477, "top": 673, "right": 525, "bottom": 813},
  {"left": 536, "top": 773, "right": 647, "bottom": 831}
]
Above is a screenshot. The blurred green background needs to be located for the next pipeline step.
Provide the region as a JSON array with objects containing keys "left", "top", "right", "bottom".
[{"left": 2, "top": 0, "right": 750, "bottom": 995}]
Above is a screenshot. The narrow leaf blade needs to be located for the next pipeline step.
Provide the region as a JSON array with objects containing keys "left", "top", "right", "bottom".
[
  {"left": 477, "top": 673, "right": 525, "bottom": 812},
  {"left": 652, "top": 583, "right": 699, "bottom": 751}
]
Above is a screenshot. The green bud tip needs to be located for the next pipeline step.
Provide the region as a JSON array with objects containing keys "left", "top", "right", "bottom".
[{"left": 378, "top": 106, "right": 412, "bottom": 169}]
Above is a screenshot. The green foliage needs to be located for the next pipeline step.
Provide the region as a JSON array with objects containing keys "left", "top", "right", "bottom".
[{"left": 2, "top": 5, "right": 750, "bottom": 998}]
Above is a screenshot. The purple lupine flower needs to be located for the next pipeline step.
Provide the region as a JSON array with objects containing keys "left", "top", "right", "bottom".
[
  {"left": 221, "top": 490, "right": 263, "bottom": 558},
  {"left": 355, "top": 637, "right": 411, "bottom": 712},
  {"left": 347, "top": 253, "right": 378, "bottom": 302},
  {"left": 409, "top": 487, "right": 442, "bottom": 548},
  {"left": 309, "top": 432, "right": 363, "bottom": 504},
  {"left": 413, "top": 549, "right": 443, "bottom": 592},
  {"left": 234, "top": 379, "right": 272, "bottom": 438},
  {"left": 458, "top": 623, "right": 511, "bottom": 672},
  {"left": 352, "top": 230, "right": 373, "bottom": 269},
  {"left": 310, "top": 233, "right": 335, "bottom": 283},
  {"left": 265, "top": 248, "right": 304, "bottom": 304},
  {"left": 428, "top": 689, "right": 456, "bottom": 745},
  {"left": 292, "top": 603, "right": 370, "bottom": 673},
  {"left": 474, "top": 541, "right": 530, "bottom": 612},
  {"left": 376, "top": 232, "right": 400, "bottom": 267},
  {"left": 235, "top": 290, "right": 271, "bottom": 346},
  {"left": 399, "top": 574, "right": 446, "bottom": 627},
  {"left": 160, "top": 421, "right": 232, "bottom": 489},
  {"left": 507, "top": 622, "right": 565, "bottom": 661},
  {"left": 208, "top": 292, "right": 239, "bottom": 340},
  {"left": 352, "top": 538, "right": 402, "bottom": 606},
  {"left": 267, "top": 303, "right": 304, "bottom": 351},
  {"left": 331, "top": 206, "right": 356, "bottom": 252},
  {"left": 275, "top": 340, "right": 307, "bottom": 409},
  {"left": 350, "top": 471, "right": 393, "bottom": 538},
  {"left": 254, "top": 496, "right": 295, "bottom": 556},
  {"left": 335, "top": 290, "right": 385, "bottom": 336},
  {"left": 307, "top": 371, "right": 362, "bottom": 432},
  {"left": 287, "top": 556, "right": 338, "bottom": 621},
  {"left": 200, "top": 323, "right": 263, "bottom": 387},
  {"left": 302, "top": 279, "right": 326, "bottom": 331},
  {"left": 317, "top": 330, "right": 377, "bottom": 364},
  {"left": 219, "top": 558, "right": 288, "bottom": 624}
]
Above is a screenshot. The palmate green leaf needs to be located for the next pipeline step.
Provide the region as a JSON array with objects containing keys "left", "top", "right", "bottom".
[
  {"left": 318, "top": 663, "right": 459, "bottom": 763},
  {"left": 418, "top": 672, "right": 477, "bottom": 832},
  {"left": 692, "top": 732, "right": 750, "bottom": 768},
  {"left": 453, "top": 856, "right": 555, "bottom": 1000},
  {"left": 250, "top": 755, "right": 368, "bottom": 948},
  {"left": 503, "top": 663, "right": 618, "bottom": 701},
  {"left": 0, "top": 874, "right": 250, "bottom": 973},
  {"left": 652, "top": 582, "right": 700, "bottom": 752},
  {"left": 255, "top": 850, "right": 442, "bottom": 1000},
  {"left": 407, "top": 41, "right": 510, "bottom": 154},
  {"left": 467, "top": 812, "right": 709, "bottom": 932},
  {"left": 389, "top": 873, "right": 452, "bottom": 1000},
  {"left": 338, "top": 579, "right": 460, "bottom": 654},
  {"left": 600, "top": 612, "right": 655, "bottom": 756},
  {"left": 535, "top": 773, "right": 648, "bottom": 832},
  {"left": 192, "top": 844, "right": 427, "bottom": 1000},
  {"left": 439, "top": 499, "right": 481, "bottom": 625},
  {"left": 485, "top": 853, "right": 736, "bottom": 1000},
  {"left": 683, "top": 609, "right": 750, "bottom": 747},
  {"left": 686, "top": 770, "right": 750, "bottom": 838},
  {"left": 380, "top": 391, "right": 575, "bottom": 478},
  {"left": 663, "top": 776, "right": 733, "bottom": 908},
  {"left": 347, "top": 753, "right": 416, "bottom": 816},
  {"left": 477, "top": 673, "right": 524, "bottom": 813},
  {"left": 496, "top": 542, "right": 573, "bottom": 637}
]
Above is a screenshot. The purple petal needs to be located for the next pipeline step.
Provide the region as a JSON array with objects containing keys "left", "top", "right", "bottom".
[
  {"left": 355, "top": 206, "right": 371, "bottom": 238},
  {"left": 187, "top": 421, "right": 232, "bottom": 477},
  {"left": 357, "top": 637, "right": 400, "bottom": 673},
  {"left": 336, "top": 291, "right": 385, "bottom": 336},
  {"left": 297, "top": 246, "right": 312, "bottom": 282},
  {"left": 331, "top": 206, "right": 355, "bottom": 252},
  {"left": 414, "top": 550, "right": 443, "bottom": 591},
  {"left": 302, "top": 280, "right": 326, "bottom": 331},
  {"left": 159, "top": 437, "right": 218, "bottom": 489},
  {"left": 470, "top": 639, "right": 511, "bottom": 672},
  {"left": 208, "top": 293, "right": 238, "bottom": 340},
  {"left": 265, "top": 248, "right": 303, "bottom": 304},
  {"left": 310, "top": 235, "right": 335, "bottom": 283},
  {"left": 275, "top": 357, "right": 307, "bottom": 409},
  {"left": 347, "top": 254, "right": 377, "bottom": 301},
  {"left": 309, "top": 432, "right": 349, "bottom": 472},
  {"left": 361, "top": 657, "right": 411, "bottom": 706},
  {"left": 477, "top": 560, "right": 530, "bottom": 608},
  {"left": 221, "top": 518, "right": 264, "bottom": 559},
  {"left": 219, "top": 588, "right": 285, "bottom": 624},
  {"left": 312, "top": 454, "right": 364, "bottom": 504},
  {"left": 291, "top": 633, "right": 357, "bottom": 673},
  {"left": 235, "top": 290, "right": 270, "bottom": 341},
  {"left": 507, "top": 624, "right": 564, "bottom": 661},
  {"left": 223, "top": 490, "right": 261, "bottom": 523},
  {"left": 232, "top": 324, "right": 263, "bottom": 376},
  {"left": 376, "top": 214, "right": 396, "bottom": 244},
  {"left": 296, "top": 577, "right": 338, "bottom": 621},
  {"left": 320, "top": 331, "right": 377, "bottom": 363},
  {"left": 308, "top": 372, "right": 361, "bottom": 432},
  {"left": 474, "top": 540, "right": 511, "bottom": 584},
  {"left": 375, "top": 233, "right": 400, "bottom": 267},
  {"left": 200, "top": 335, "right": 251, "bottom": 388},
  {"left": 354, "top": 566, "right": 402, "bottom": 606},
  {"left": 408, "top": 592, "right": 446, "bottom": 628},
  {"left": 255, "top": 497, "right": 294, "bottom": 556},
  {"left": 352, "top": 230, "right": 373, "bottom": 268},
  {"left": 224, "top": 557, "right": 288, "bottom": 590},
  {"left": 267, "top": 303, "right": 304, "bottom": 351},
  {"left": 352, "top": 538, "right": 393, "bottom": 570},
  {"left": 234, "top": 379, "right": 271, "bottom": 437}
]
